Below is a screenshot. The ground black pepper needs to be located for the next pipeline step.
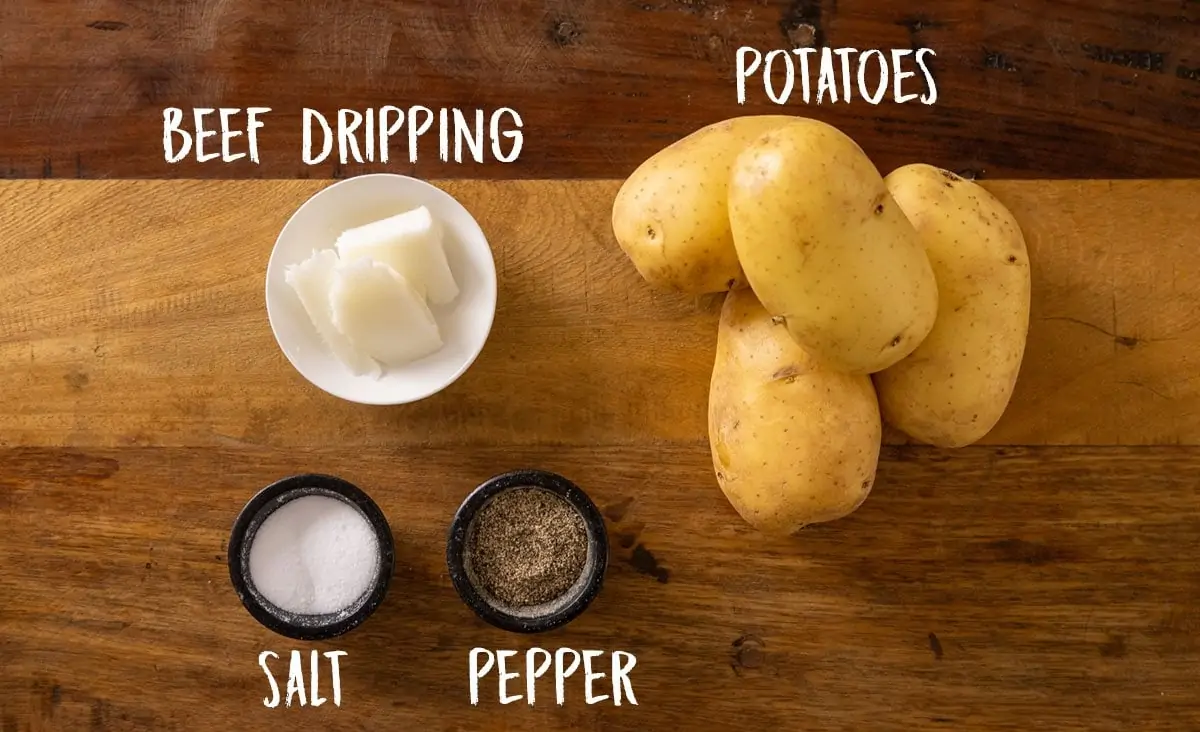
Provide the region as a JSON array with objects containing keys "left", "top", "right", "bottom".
[{"left": 466, "top": 487, "right": 588, "bottom": 608}]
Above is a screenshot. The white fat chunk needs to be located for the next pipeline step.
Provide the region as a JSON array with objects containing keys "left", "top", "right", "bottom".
[
  {"left": 285, "top": 249, "right": 381, "bottom": 378},
  {"left": 334, "top": 206, "right": 460, "bottom": 306},
  {"left": 329, "top": 258, "right": 443, "bottom": 367}
]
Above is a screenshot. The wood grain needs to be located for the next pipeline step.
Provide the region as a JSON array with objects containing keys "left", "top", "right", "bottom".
[
  {"left": 0, "top": 0, "right": 1198, "bottom": 180},
  {"left": 2, "top": 445, "right": 1200, "bottom": 730},
  {"left": 3, "top": 179, "right": 1200, "bottom": 730},
  {"left": 1, "top": 179, "right": 1198, "bottom": 449}
]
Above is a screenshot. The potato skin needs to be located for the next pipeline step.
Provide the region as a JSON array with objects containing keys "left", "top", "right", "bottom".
[
  {"left": 873, "top": 164, "right": 1031, "bottom": 447},
  {"left": 611, "top": 115, "right": 796, "bottom": 294},
  {"left": 728, "top": 119, "right": 939, "bottom": 374},
  {"left": 708, "top": 288, "right": 882, "bottom": 535}
]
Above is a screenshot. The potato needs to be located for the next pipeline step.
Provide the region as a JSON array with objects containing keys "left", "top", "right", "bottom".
[
  {"left": 708, "top": 288, "right": 882, "bottom": 535},
  {"left": 873, "top": 164, "right": 1031, "bottom": 447},
  {"left": 728, "top": 119, "right": 939, "bottom": 374},
  {"left": 611, "top": 115, "right": 796, "bottom": 294}
]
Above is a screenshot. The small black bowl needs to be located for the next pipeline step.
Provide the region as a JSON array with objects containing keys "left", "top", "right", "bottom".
[
  {"left": 446, "top": 469, "right": 609, "bottom": 634},
  {"left": 228, "top": 474, "right": 395, "bottom": 641}
]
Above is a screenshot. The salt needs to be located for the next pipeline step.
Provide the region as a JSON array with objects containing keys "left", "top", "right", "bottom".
[{"left": 247, "top": 495, "right": 380, "bottom": 616}]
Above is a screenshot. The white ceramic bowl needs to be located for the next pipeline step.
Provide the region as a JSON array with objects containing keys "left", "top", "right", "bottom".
[{"left": 266, "top": 174, "right": 497, "bottom": 405}]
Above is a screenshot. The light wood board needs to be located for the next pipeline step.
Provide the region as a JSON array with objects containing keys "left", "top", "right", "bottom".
[{"left": 2, "top": 180, "right": 1199, "bottom": 730}]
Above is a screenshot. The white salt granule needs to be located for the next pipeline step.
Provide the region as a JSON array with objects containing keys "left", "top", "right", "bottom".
[{"left": 248, "top": 495, "right": 380, "bottom": 616}]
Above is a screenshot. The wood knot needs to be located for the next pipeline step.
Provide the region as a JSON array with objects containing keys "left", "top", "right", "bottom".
[
  {"left": 549, "top": 19, "right": 581, "bottom": 46},
  {"left": 730, "top": 634, "right": 766, "bottom": 675},
  {"left": 928, "top": 632, "right": 944, "bottom": 660},
  {"left": 87, "top": 20, "right": 128, "bottom": 31},
  {"left": 785, "top": 23, "right": 816, "bottom": 47},
  {"left": 629, "top": 544, "right": 670, "bottom": 583}
]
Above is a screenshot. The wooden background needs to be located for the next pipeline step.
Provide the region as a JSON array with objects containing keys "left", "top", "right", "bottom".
[
  {"left": 2, "top": 179, "right": 1200, "bottom": 730},
  {"left": 0, "top": 0, "right": 1198, "bottom": 179},
  {"left": 2, "top": 0, "right": 1200, "bottom": 730}
]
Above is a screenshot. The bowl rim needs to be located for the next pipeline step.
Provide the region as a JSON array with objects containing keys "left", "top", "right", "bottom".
[
  {"left": 264, "top": 173, "right": 498, "bottom": 406},
  {"left": 227, "top": 473, "right": 396, "bottom": 641},
  {"left": 445, "top": 469, "right": 609, "bottom": 634}
]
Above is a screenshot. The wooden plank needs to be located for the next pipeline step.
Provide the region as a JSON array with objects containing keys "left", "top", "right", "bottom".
[
  {"left": 1, "top": 179, "right": 1198, "bottom": 448},
  {"left": 1, "top": 444, "right": 1198, "bottom": 730},
  {"left": 0, "top": 0, "right": 1198, "bottom": 180}
]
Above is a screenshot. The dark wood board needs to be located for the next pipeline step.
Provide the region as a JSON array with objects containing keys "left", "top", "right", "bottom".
[
  {"left": 2, "top": 444, "right": 1200, "bottom": 732},
  {"left": 0, "top": 0, "right": 1198, "bottom": 180}
]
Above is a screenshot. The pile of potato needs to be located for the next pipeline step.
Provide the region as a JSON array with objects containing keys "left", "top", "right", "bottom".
[{"left": 611, "top": 116, "right": 1031, "bottom": 536}]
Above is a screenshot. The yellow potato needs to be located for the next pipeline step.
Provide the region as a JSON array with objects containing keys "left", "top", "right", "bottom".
[
  {"left": 611, "top": 115, "right": 796, "bottom": 294},
  {"left": 728, "top": 119, "right": 939, "bottom": 374},
  {"left": 873, "top": 164, "right": 1031, "bottom": 447},
  {"left": 708, "top": 288, "right": 881, "bottom": 535}
]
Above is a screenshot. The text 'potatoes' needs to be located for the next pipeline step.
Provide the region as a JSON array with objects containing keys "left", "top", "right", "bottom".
[{"left": 737, "top": 47, "right": 938, "bottom": 105}]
